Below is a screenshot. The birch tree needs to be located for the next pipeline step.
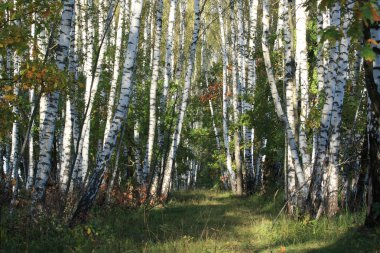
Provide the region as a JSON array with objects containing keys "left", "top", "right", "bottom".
[
  {"left": 295, "top": 0, "right": 311, "bottom": 182},
  {"left": 160, "top": 0, "right": 201, "bottom": 200},
  {"left": 262, "top": 0, "right": 307, "bottom": 204},
  {"left": 71, "top": 0, "right": 144, "bottom": 222},
  {"left": 60, "top": 8, "right": 78, "bottom": 192},
  {"left": 175, "top": 0, "right": 187, "bottom": 80},
  {"left": 10, "top": 54, "right": 20, "bottom": 206},
  {"left": 142, "top": 0, "right": 163, "bottom": 183},
  {"left": 229, "top": 0, "right": 243, "bottom": 195},
  {"left": 327, "top": 0, "right": 354, "bottom": 217},
  {"left": 32, "top": 0, "right": 74, "bottom": 207},
  {"left": 283, "top": 0, "right": 297, "bottom": 213},
  {"left": 218, "top": 0, "right": 235, "bottom": 190},
  {"left": 158, "top": 0, "right": 177, "bottom": 148},
  {"left": 149, "top": 0, "right": 177, "bottom": 198},
  {"left": 75, "top": 0, "right": 117, "bottom": 185},
  {"left": 310, "top": 2, "right": 340, "bottom": 217},
  {"left": 246, "top": 0, "right": 258, "bottom": 192},
  {"left": 104, "top": 1, "right": 129, "bottom": 144}
]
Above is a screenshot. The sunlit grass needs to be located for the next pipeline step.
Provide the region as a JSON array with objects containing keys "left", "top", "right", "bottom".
[{"left": 1, "top": 189, "right": 379, "bottom": 252}]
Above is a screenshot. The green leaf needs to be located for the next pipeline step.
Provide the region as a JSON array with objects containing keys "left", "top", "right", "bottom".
[
  {"left": 360, "top": 45, "right": 376, "bottom": 61},
  {"left": 321, "top": 27, "right": 342, "bottom": 43},
  {"left": 347, "top": 22, "right": 363, "bottom": 41}
]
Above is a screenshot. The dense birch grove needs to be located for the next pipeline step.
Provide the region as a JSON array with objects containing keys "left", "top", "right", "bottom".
[{"left": 1, "top": 0, "right": 380, "bottom": 228}]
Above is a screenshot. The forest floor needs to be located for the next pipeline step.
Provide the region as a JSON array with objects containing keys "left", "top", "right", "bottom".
[{"left": 1, "top": 189, "right": 380, "bottom": 252}]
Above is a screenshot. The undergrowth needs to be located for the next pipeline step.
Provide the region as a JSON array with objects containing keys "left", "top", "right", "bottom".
[{"left": 1, "top": 189, "right": 379, "bottom": 252}]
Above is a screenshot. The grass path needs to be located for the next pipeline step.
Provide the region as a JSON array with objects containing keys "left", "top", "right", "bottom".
[{"left": 1, "top": 190, "right": 380, "bottom": 252}]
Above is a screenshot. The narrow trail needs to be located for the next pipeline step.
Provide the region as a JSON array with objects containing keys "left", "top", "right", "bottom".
[
  {"left": 79, "top": 190, "right": 379, "bottom": 252},
  {"left": 2, "top": 190, "right": 378, "bottom": 252}
]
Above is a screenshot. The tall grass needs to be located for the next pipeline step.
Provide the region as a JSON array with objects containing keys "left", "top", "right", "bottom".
[{"left": 1, "top": 189, "right": 379, "bottom": 252}]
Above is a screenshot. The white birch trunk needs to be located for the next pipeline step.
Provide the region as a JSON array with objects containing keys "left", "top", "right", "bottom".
[
  {"left": 143, "top": 0, "right": 153, "bottom": 67},
  {"left": 327, "top": 0, "right": 354, "bottom": 217},
  {"left": 160, "top": 0, "right": 201, "bottom": 200},
  {"left": 10, "top": 54, "right": 20, "bottom": 201},
  {"left": 104, "top": 0, "right": 128, "bottom": 146},
  {"left": 60, "top": 9, "right": 78, "bottom": 192},
  {"left": 274, "top": 0, "right": 284, "bottom": 50},
  {"left": 134, "top": 110, "right": 143, "bottom": 184},
  {"left": 26, "top": 13, "right": 36, "bottom": 190},
  {"left": 256, "top": 139, "right": 267, "bottom": 189},
  {"left": 33, "top": 0, "right": 74, "bottom": 205},
  {"left": 246, "top": 0, "right": 258, "bottom": 189},
  {"left": 218, "top": 0, "right": 235, "bottom": 189},
  {"left": 230, "top": 0, "right": 243, "bottom": 195},
  {"left": 26, "top": 89, "right": 34, "bottom": 190},
  {"left": 311, "top": 0, "right": 326, "bottom": 174},
  {"left": 76, "top": 0, "right": 117, "bottom": 184},
  {"left": 142, "top": 0, "right": 163, "bottom": 183},
  {"left": 4, "top": 144, "right": 10, "bottom": 180},
  {"left": 175, "top": 0, "right": 187, "bottom": 80},
  {"left": 71, "top": 0, "right": 144, "bottom": 221},
  {"left": 0, "top": 145, "right": 3, "bottom": 178},
  {"left": 295, "top": 0, "right": 311, "bottom": 183},
  {"left": 76, "top": 0, "right": 95, "bottom": 183},
  {"left": 311, "top": 3, "right": 340, "bottom": 216},
  {"left": 158, "top": 0, "right": 177, "bottom": 148},
  {"left": 262, "top": 0, "right": 307, "bottom": 201},
  {"left": 60, "top": 99, "right": 73, "bottom": 191},
  {"left": 283, "top": 0, "right": 296, "bottom": 212}
]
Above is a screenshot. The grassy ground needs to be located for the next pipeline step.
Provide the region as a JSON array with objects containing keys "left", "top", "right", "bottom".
[{"left": 1, "top": 189, "right": 380, "bottom": 252}]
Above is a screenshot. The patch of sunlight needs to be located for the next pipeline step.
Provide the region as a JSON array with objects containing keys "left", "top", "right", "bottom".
[
  {"left": 142, "top": 238, "right": 257, "bottom": 253},
  {"left": 3, "top": 190, "right": 378, "bottom": 253}
]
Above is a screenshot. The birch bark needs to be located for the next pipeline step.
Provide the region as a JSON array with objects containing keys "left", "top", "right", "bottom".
[
  {"left": 71, "top": 0, "right": 144, "bottom": 222},
  {"left": 246, "top": 0, "right": 258, "bottom": 192},
  {"left": 142, "top": 0, "right": 163, "bottom": 183},
  {"left": 229, "top": 0, "right": 243, "bottom": 195},
  {"left": 10, "top": 54, "right": 20, "bottom": 204},
  {"left": 158, "top": 0, "right": 177, "bottom": 149},
  {"left": 262, "top": 0, "right": 307, "bottom": 202},
  {"left": 160, "top": 0, "right": 201, "bottom": 200},
  {"left": 175, "top": 0, "right": 187, "bottom": 80},
  {"left": 74, "top": 0, "right": 117, "bottom": 185},
  {"left": 283, "top": 0, "right": 296, "bottom": 213},
  {"left": 310, "top": 3, "right": 340, "bottom": 217},
  {"left": 327, "top": 0, "right": 354, "bottom": 217},
  {"left": 104, "top": 0, "right": 128, "bottom": 145},
  {"left": 33, "top": 0, "right": 74, "bottom": 205},
  {"left": 295, "top": 0, "right": 310, "bottom": 182},
  {"left": 218, "top": 0, "right": 235, "bottom": 190},
  {"left": 60, "top": 9, "right": 77, "bottom": 192}
]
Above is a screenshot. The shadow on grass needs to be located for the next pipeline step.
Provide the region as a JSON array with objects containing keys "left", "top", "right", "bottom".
[
  {"left": 305, "top": 226, "right": 380, "bottom": 253},
  {"left": 82, "top": 190, "right": 285, "bottom": 251},
  {"left": 92, "top": 191, "right": 266, "bottom": 243},
  {"left": 2, "top": 190, "right": 378, "bottom": 252}
]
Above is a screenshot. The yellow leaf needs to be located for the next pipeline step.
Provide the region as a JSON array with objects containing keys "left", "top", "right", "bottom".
[
  {"left": 368, "top": 38, "right": 378, "bottom": 46},
  {"left": 79, "top": 82, "right": 85, "bottom": 89},
  {"left": 4, "top": 94, "right": 16, "bottom": 102},
  {"left": 23, "top": 84, "right": 31, "bottom": 89},
  {"left": 3, "top": 85, "right": 13, "bottom": 92},
  {"left": 86, "top": 227, "right": 91, "bottom": 235}
]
